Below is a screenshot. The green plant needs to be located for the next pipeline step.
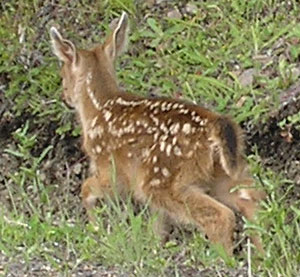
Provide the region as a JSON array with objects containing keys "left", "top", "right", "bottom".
[
  {"left": 1, "top": 0, "right": 300, "bottom": 276},
  {"left": 4, "top": 121, "right": 53, "bottom": 214}
]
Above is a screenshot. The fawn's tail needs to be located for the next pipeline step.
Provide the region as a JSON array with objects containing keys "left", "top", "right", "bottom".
[{"left": 210, "top": 116, "right": 243, "bottom": 178}]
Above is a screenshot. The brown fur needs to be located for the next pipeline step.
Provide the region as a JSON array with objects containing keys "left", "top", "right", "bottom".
[{"left": 50, "top": 12, "right": 265, "bottom": 256}]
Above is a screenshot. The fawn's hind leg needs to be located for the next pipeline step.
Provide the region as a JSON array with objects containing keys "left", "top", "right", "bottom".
[
  {"left": 236, "top": 197, "right": 264, "bottom": 254},
  {"left": 212, "top": 181, "right": 265, "bottom": 253},
  {"left": 151, "top": 187, "right": 236, "bottom": 255}
]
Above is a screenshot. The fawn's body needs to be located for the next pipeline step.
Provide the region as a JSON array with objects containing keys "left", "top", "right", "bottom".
[{"left": 50, "top": 12, "right": 264, "bottom": 255}]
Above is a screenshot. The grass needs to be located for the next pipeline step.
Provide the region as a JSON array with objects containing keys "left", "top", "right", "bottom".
[{"left": 1, "top": 0, "right": 300, "bottom": 276}]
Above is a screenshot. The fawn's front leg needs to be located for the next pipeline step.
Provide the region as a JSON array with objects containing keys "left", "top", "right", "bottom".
[
  {"left": 152, "top": 209, "right": 172, "bottom": 243},
  {"left": 81, "top": 176, "right": 101, "bottom": 223},
  {"left": 81, "top": 172, "right": 113, "bottom": 224}
]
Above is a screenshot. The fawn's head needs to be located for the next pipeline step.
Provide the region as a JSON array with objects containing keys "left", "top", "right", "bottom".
[{"left": 50, "top": 12, "right": 129, "bottom": 108}]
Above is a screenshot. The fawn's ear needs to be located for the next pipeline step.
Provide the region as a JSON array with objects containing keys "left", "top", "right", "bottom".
[
  {"left": 50, "top": 27, "right": 77, "bottom": 64},
  {"left": 104, "top": 12, "right": 129, "bottom": 61}
]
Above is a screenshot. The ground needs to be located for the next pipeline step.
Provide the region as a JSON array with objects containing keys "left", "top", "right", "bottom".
[{"left": 0, "top": 0, "right": 300, "bottom": 276}]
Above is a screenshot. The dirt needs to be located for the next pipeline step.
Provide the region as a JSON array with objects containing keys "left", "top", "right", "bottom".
[
  {"left": 1, "top": 1, "right": 300, "bottom": 276},
  {"left": 244, "top": 93, "right": 300, "bottom": 202}
]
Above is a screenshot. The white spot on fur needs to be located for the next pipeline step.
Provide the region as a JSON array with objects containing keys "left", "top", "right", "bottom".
[
  {"left": 162, "top": 167, "right": 170, "bottom": 177},
  {"left": 117, "top": 97, "right": 146, "bottom": 107},
  {"left": 150, "top": 115, "right": 160, "bottom": 126},
  {"left": 142, "top": 148, "right": 151, "bottom": 158},
  {"left": 150, "top": 102, "right": 160, "bottom": 110},
  {"left": 173, "top": 103, "right": 179, "bottom": 109},
  {"left": 154, "top": 167, "right": 159, "bottom": 173},
  {"left": 194, "top": 116, "right": 202, "bottom": 123},
  {"left": 179, "top": 109, "right": 189, "bottom": 114},
  {"left": 166, "top": 144, "right": 172, "bottom": 156},
  {"left": 153, "top": 108, "right": 159, "bottom": 115},
  {"left": 86, "top": 72, "right": 92, "bottom": 85},
  {"left": 161, "top": 101, "right": 171, "bottom": 112},
  {"left": 186, "top": 150, "right": 193, "bottom": 158},
  {"left": 90, "top": 116, "right": 98, "bottom": 128},
  {"left": 88, "top": 130, "right": 96, "bottom": 140},
  {"left": 146, "top": 127, "right": 155, "bottom": 134},
  {"left": 152, "top": 155, "right": 158, "bottom": 164},
  {"left": 88, "top": 126, "right": 104, "bottom": 139},
  {"left": 167, "top": 118, "right": 172, "bottom": 125},
  {"left": 160, "top": 141, "right": 166, "bottom": 152},
  {"left": 201, "top": 118, "right": 208, "bottom": 126},
  {"left": 170, "top": 122, "right": 180, "bottom": 135},
  {"left": 160, "top": 134, "right": 168, "bottom": 141},
  {"left": 153, "top": 132, "right": 159, "bottom": 142},
  {"left": 239, "top": 189, "right": 252, "bottom": 200},
  {"left": 150, "top": 143, "right": 157, "bottom": 151},
  {"left": 128, "top": 138, "right": 136, "bottom": 143},
  {"left": 160, "top": 123, "right": 169, "bottom": 134},
  {"left": 174, "top": 145, "right": 182, "bottom": 156},
  {"left": 96, "top": 145, "right": 102, "bottom": 153},
  {"left": 150, "top": 179, "right": 161, "bottom": 187},
  {"left": 161, "top": 102, "right": 167, "bottom": 111},
  {"left": 104, "top": 110, "right": 112, "bottom": 121},
  {"left": 182, "top": 123, "right": 191, "bottom": 134},
  {"left": 87, "top": 87, "right": 101, "bottom": 110}
]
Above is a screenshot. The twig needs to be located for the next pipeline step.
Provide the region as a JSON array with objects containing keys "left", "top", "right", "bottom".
[
  {"left": 3, "top": 215, "right": 29, "bottom": 228},
  {"left": 247, "top": 238, "right": 252, "bottom": 277},
  {"left": 257, "top": 173, "right": 266, "bottom": 188},
  {"left": 69, "top": 155, "right": 88, "bottom": 170},
  {"left": 216, "top": 269, "right": 223, "bottom": 277}
]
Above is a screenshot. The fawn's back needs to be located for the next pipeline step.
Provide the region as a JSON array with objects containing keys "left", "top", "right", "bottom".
[
  {"left": 86, "top": 91, "right": 243, "bottom": 196},
  {"left": 50, "top": 12, "right": 265, "bottom": 256}
]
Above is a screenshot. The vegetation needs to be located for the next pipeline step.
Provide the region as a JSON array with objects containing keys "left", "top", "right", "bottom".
[{"left": 0, "top": 0, "right": 299, "bottom": 276}]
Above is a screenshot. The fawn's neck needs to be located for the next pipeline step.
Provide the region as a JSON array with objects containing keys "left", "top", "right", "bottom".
[{"left": 77, "top": 66, "right": 120, "bottom": 134}]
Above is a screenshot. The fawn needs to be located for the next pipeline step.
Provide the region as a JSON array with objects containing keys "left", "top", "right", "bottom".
[{"left": 50, "top": 12, "right": 265, "bottom": 256}]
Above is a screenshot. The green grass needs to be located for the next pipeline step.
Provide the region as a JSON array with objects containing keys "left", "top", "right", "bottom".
[{"left": 1, "top": 0, "right": 300, "bottom": 276}]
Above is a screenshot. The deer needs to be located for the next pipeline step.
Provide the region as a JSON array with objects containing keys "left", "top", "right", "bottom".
[{"left": 50, "top": 12, "right": 265, "bottom": 256}]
